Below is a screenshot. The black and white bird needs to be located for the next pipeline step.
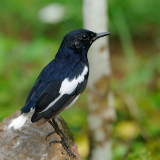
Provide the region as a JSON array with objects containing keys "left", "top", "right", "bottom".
[{"left": 8, "top": 29, "right": 110, "bottom": 155}]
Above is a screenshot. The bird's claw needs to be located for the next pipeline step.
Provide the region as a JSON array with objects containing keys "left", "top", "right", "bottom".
[
  {"left": 49, "top": 139, "right": 61, "bottom": 145},
  {"left": 46, "top": 131, "right": 56, "bottom": 140},
  {"left": 49, "top": 139, "right": 75, "bottom": 157}
]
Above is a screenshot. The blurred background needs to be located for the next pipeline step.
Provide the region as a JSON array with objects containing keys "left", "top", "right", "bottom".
[{"left": 0, "top": 0, "right": 160, "bottom": 159}]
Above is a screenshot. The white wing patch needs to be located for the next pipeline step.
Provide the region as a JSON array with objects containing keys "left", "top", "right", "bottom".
[
  {"left": 39, "top": 66, "right": 88, "bottom": 113},
  {"left": 60, "top": 65, "right": 88, "bottom": 94}
]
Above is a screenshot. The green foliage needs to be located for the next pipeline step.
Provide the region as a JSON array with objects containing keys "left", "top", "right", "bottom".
[
  {"left": 127, "top": 150, "right": 152, "bottom": 160},
  {"left": 0, "top": 0, "right": 82, "bottom": 40},
  {"left": 109, "top": 0, "right": 160, "bottom": 37}
]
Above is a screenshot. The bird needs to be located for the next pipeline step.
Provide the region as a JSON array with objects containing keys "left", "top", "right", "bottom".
[{"left": 8, "top": 29, "right": 110, "bottom": 156}]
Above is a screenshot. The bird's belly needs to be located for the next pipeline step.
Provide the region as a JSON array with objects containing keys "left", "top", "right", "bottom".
[{"left": 64, "top": 95, "right": 80, "bottom": 110}]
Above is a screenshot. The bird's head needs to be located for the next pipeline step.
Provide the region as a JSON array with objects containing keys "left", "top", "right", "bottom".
[{"left": 61, "top": 29, "right": 110, "bottom": 53}]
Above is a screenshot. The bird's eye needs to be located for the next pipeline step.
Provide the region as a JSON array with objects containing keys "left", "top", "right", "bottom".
[{"left": 82, "top": 34, "right": 88, "bottom": 40}]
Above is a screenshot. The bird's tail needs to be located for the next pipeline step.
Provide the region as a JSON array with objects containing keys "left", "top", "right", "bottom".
[{"left": 8, "top": 113, "right": 30, "bottom": 130}]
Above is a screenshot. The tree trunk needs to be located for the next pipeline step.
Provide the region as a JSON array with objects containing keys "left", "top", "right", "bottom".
[{"left": 83, "top": 0, "right": 116, "bottom": 160}]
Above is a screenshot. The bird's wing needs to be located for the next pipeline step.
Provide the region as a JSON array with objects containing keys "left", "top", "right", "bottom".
[
  {"left": 31, "top": 76, "right": 88, "bottom": 123},
  {"left": 25, "top": 79, "right": 41, "bottom": 103},
  {"left": 21, "top": 60, "right": 57, "bottom": 113},
  {"left": 21, "top": 78, "right": 47, "bottom": 113},
  {"left": 34, "top": 80, "right": 62, "bottom": 112}
]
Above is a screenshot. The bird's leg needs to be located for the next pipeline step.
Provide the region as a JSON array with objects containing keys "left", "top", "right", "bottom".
[
  {"left": 49, "top": 118, "right": 74, "bottom": 157},
  {"left": 46, "top": 120, "right": 56, "bottom": 140},
  {"left": 52, "top": 118, "right": 65, "bottom": 138}
]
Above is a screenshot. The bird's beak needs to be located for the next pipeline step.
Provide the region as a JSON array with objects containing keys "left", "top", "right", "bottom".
[{"left": 92, "top": 32, "right": 110, "bottom": 42}]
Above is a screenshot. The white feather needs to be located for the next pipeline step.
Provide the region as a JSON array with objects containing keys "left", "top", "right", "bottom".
[
  {"left": 60, "top": 66, "right": 88, "bottom": 95},
  {"left": 8, "top": 110, "right": 34, "bottom": 130},
  {"left": 39, "top": 94, "right": 63, "bottom": 113}
]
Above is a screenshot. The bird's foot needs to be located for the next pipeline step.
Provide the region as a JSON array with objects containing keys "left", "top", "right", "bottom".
[
  {"left": 46, "top": 131, "right": 56, "bottom": 140},
  {"left": 49, "top": 139, "right": 75, "bottom": 157},
  {"left": 48, "top": 119, "right": 75, "bottom": 157}
]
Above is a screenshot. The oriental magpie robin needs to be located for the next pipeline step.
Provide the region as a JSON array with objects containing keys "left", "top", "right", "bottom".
[{"left": 8, "top": 29, "right": 110, "bottom": 156}]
